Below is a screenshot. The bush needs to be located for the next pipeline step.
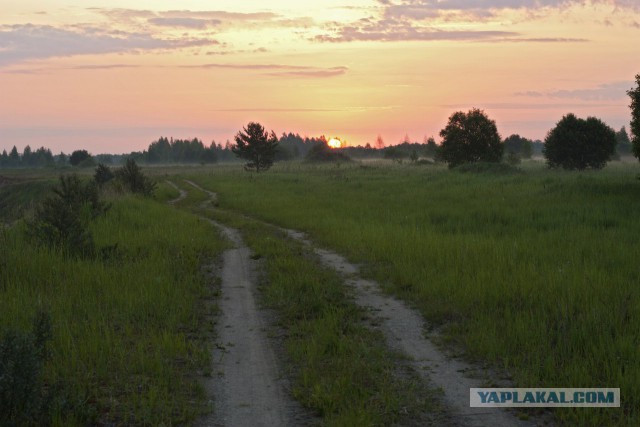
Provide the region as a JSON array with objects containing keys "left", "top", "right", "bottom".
[
  {"left": 0, "top": 311, "right": 52, "bottom": 426},
  {"left": 543, "top": 113, "right": 616, "bottom": 170},
  {"left": 94, "top": 163, "right": 114, "bottom": 187},
  {"left": 27, "top": 174, "right": 109, "bottom": 256},
  {"left": 115, "top": 159, "right": 156, "bottom": 196}
]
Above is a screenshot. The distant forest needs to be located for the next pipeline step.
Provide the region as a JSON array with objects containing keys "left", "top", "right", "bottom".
[{"left": 0, "top": 127, "right": 633, "bottom": 168}]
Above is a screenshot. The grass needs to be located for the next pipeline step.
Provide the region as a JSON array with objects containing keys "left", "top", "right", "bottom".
[
  {"left": 174, "top": 181, "right": 440, "bottom": 426},
  {"left": 0, "top": 179, "right": 56, "bottom": 223},
  {"left": 182, "top": 159, "right": 640, "bottom": 426},
  {"left": 0, "top": 181, "right": 225, "bottom": 425}
]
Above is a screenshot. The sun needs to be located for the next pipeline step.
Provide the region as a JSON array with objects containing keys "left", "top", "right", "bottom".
[{"left": 327, "top": 138, "right": 342, "bottom": 148}]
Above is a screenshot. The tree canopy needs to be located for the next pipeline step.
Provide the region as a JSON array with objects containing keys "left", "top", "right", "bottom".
[
  {"left": 628, "top": 74, "right": 640, "bottom": 161},
  {"left": 543, "top": 114, "right": 616, "bottom": 170},
  {"left": 438, "top": 108, "right": 503, "bottom": 168},
  {"left": 69, "top": 150, "right": 92, "bottom": 167},
  {"left": 503, "top": 134, "right": 533, "bottom": 159},
  {"left": 232, "top": 122, "right": 279, "bottom": 172}
]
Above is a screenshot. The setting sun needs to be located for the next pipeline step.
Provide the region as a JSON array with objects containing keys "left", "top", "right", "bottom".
[{"left": 327, "top": 138, "right": 342, "bottom": 149}]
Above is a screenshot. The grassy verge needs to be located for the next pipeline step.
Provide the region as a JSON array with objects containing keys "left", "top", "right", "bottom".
[
  {"left": 0, "top": 189, "right": 224, "bottom": 425},
  {"left": 174, "top": 181, "right": 440, "bottom": 426},
  {"left": 184, "top": 161, "right": 640, "bottom": 426}
]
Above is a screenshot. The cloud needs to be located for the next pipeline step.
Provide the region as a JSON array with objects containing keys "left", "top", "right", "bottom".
[
  {"left": 516, "top": 81, "right": 632, "bottom": 101},
  {"left": 315, "top": 18, "right": 518, "bottom": 42},
  {"left": 148, "top": 17, "right": 221, "bottom": 29},
  {"left": 381, "top": 0, "right": 640, "bottom": 20},
  {"left": 180, "top": 63, "right": 348, "bottom": 78},
  {"left": 0, "top": 24, "right": 218, "bottom": 66}
]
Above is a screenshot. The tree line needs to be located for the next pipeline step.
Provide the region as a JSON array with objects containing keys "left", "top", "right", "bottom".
[{"left": 2, "top": 74, "right": 639, "bottom": 171}]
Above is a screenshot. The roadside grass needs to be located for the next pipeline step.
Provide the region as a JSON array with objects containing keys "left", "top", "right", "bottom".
[
  {"left": 0, "top": 190, "right": 224, "bottom": 425},
  {"left": 184, "top": 160, "right": 640, "bottom": 426},
  {"left": 174, "top": 181, "right": 440, "bottom": 426}
]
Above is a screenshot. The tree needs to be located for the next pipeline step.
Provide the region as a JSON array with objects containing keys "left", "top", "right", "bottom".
[
  {"left": 543, "top": 113, "right": 616, "bottom": 170},
  {"left": 615, "top": 127, "right": 632, "bottom": 156},
  {"left": 503, "top": 134, "right": 533, "bottom": 159},
  {"left": 438, "top": 108, "right": 503, "bottom": 168},
  {"left": 628, "top": 74, "right": 640, "bottom": 160},
  {"left": 375, "top": 135, "right": 385, "bottom": 149},
  {"left": 69, "top": 150, "right": 91, "bottom": 166},
  {"left": 232, "top": 122, "right": 279, "bottom": 172},
  {"left": 9, "top": 146, "right": 20, "bottom": 167}
]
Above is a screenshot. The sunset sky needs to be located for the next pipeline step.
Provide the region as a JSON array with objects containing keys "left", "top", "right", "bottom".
[{"left": 1, "top": 0, "right": 639, "bottom": 154}]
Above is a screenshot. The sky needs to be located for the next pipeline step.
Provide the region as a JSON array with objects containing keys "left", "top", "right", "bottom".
[{"left": 1, "top": 0, "right": 639, "bottom": 154}]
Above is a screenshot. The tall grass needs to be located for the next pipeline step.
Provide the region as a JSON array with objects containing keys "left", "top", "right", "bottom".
[
  {"left": 0, "top": 194, "right": 224, "bottom": 425},
  {"left": 190, "top": 202, "right": 437, "bottom": 426},
  {"left": 186, "top": 161, "right": 640, "bottom": 426}
]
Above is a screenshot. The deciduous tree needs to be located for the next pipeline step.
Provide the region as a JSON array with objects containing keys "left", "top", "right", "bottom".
[
  {"left": 543, "top": 114, "right": 616, "bottom": 170},
  {"left": 438, "top": 108, "right": 503, "bottom": 168},
  {"left": 628, "top": 74, "right": 640, "bottom": 160}
]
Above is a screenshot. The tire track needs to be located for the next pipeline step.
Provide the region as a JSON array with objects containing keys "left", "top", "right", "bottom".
[
  {"left": 169, "top": 181, "right": 305, "bottom": 427},
  {"left": 186, "top": 179, "right": 547, "bottom": 427}
]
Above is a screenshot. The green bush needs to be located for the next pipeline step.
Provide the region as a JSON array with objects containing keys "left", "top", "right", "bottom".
[
  {"left": 27, "top": 174, "right": 109, "bottom": 257},
  {"left": 115, "top": 159, "right": 156, "bottom": 196},
  {"left": 93, "top": 163, "right": 114, "bottom": 187}
]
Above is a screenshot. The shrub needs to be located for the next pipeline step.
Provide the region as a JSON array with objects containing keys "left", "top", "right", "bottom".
[
  {"left": 27, "top": 174, "right": 108, "bottom": 256},
  {"left": 94, "top": 163, "right": 114, "bottom": 187},
  {"left": 0, "top": 311, "right": 52, "bottom": 426},
  {"left": 115, "top": 159, "right": 156, "bottom": 196}
]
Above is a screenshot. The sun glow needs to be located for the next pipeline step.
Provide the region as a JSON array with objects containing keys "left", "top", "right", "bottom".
[{"left": 327, "top": 138, "right": 342, "bottom": 148}]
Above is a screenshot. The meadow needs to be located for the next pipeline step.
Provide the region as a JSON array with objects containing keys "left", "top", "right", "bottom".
[
  {"left": 0, "top": 178, "right": 225, "bottom": 425},
  {"left": 2, "top": 159, "right": 639, "bottom": 426},
  {"left": 182, "top": 159, "right": 640, "bottom": 426}
]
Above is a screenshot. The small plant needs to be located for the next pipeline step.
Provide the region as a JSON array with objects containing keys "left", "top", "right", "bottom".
[
  {"left": 0, "top": 310, "right": 53, "bottom": 426},
  {"left": 27, "top": 174, "right": 109, "bottom": 256},
  {"left": 115, "top": 159, "right": 156, "bottom": 196},
  {"left": 94, "top": 163, "right": 114, "bottom": 187}
]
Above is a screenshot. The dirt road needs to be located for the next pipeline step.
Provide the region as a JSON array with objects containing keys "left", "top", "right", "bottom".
[
  {"left": 285, "top": 229, "right": 539, "bottom": 427},
  {"left": 180, "top": 180, "right": 544, "bottom": 426}
]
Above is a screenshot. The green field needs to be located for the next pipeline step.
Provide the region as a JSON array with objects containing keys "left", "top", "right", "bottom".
[
  {"left": 0, "top": 178, "right": 225, "bottom": 425},
  {"left": 181, "top": 160, "right": 640, "bottom": 426},
  {"left": 2, "top": 159, "right": 639, "bottom": 426}
]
